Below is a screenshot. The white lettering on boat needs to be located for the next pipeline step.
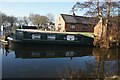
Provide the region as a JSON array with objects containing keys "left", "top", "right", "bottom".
[{"left": 67, "top": 35, "right": 75, "bottom": 41}]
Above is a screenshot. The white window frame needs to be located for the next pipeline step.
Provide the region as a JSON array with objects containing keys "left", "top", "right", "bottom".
[
  {"left": 70, "top": 24, "right": 75, "bottom": 29},
  {"left": 47, "top": 35, "right": 56, "bottom": 40},
  {"left": 32, "top": 34, "right": 41, "bottom": 39}
]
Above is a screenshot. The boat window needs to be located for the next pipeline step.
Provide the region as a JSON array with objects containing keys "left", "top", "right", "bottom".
[
  {"left": 47, "top": 52, "right": 55, "bottom": 56},
  {"left": 32, "top": 34, "right": 41, "bottom": 39},
  {"left": 16, "top": 31, "right": 23, "bottom": 39},
  {"left": 32, "top": 52, "right": 40, "bottom": 57},
  {"left": 47, "top": 35, "right": 56, "bottom": 40}
]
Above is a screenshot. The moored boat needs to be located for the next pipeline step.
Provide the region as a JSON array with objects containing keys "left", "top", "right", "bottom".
[{"left": 8, "top": 29, "right": 94, "bottom": 46}]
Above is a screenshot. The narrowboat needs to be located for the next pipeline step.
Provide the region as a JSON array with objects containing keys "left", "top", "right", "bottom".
[{"left": 7, "top": 29, "right": 94, "bottom": 46}]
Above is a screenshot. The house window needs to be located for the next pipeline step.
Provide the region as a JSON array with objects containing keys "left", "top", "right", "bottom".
[
  {"left": 47, "top": 35, "right": 56, "bottom": 40},
  {"left": 57, "top": 23, "right": 62, "bottom": 31},
  {"left": 70, "top": 24, "right": 75, "bottom": 29},
  {"left": 58, "top": 23, "right": 61, "bottom": 28},
  {"left": 82, "top": 24, "right": 88, "bottom": 30}
]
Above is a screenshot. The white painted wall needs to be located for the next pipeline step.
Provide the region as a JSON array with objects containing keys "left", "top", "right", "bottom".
[{"left": 1, "top": 25, "right": 3, "bottom": 35}]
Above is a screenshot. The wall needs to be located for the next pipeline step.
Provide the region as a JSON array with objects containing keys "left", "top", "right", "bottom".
[
  {"left": 65, "top": 23, "right": 94, "bottom": 32},
  {"left": 55, "top": 15, "right": 65, "bottom": 32}
]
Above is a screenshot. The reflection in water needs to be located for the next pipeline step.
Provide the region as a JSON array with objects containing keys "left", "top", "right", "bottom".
[
  {"left": 92, "top": 48, "right": 120, "bottom": 78},
  {"left": 1, "top": 44, "right": 120, "bottom": 79},
  {"left": 14, "top": 48, "right": 92, "bottom": 59},
  {"left": 8, "top": 44, "right": 93, "bottom": 59},
  {"left": 0, "top": 43, "right": 2, "bottom": 80},
  {"left": 93, "top": 48, "right": 119, "bottom": 61}
]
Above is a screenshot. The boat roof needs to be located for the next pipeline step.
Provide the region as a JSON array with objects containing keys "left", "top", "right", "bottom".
[{"left": 16, "top": 29, "right": 94, "bottom": 38}]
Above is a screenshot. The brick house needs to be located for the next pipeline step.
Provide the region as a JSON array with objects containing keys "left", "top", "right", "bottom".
[{"left": 55, "top": 14, "right": 97, "bottom": 32}]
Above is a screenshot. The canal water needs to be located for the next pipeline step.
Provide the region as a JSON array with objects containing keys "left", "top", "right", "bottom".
[{"left": 0, "top": 43, "right": 120, "bottom": 79}]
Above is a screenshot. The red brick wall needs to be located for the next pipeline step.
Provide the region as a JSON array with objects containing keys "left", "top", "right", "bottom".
[
  {"left": 65, "top": 23, "right": 94, "bottom": 32},
  {"left": 85, "top": 25, "right": 94, "bottom": 32}
]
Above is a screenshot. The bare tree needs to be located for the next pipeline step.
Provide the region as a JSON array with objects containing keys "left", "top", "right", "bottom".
[
  {"left": 72, "top": 0, "right": 120, "bottom": 48},
  {"left": 17, "top": 17, "right": 24, "bottom": 27},
  {"left": 46, "top": 13, "right": 54, "bottom": 24},
  {"left": 23, "top": 16, "right": 29, "bottom": 26},
  {"left": 72, "top": 0, "right": 119, "bottom": 17},
  {"left": 39, "top": 15, "right": 48, "bottom": 25},
  {"left": 17, "top": 16, "right": 29, "bottom": 27},
  {"left": 29, "top": 14, "right": 48, "bottom": 27},
  {"left": 7, "top": 16, "right": 17, "bottom": 28},
  {"left": 0, "top": 12, "right": 7, "bottom": 27},
  {"left": 29, "top": 14, "right": 41, "bottom": 27}
]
